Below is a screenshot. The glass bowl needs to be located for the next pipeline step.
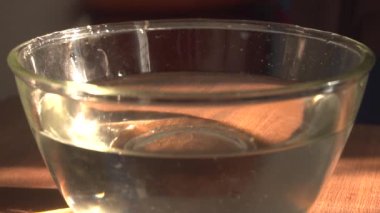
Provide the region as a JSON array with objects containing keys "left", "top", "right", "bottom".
[{"left": 8, "top": 19, "right": 375, "bottom": 213}]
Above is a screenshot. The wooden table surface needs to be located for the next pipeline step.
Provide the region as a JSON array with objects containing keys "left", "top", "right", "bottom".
[{"left": 0, "top": 97, "right": 379, "bottom": 212}]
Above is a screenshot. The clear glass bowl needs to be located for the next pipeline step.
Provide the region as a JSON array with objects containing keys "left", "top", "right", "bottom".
[{"left": 8, "top": 19, "right": 375, "bottom": 213}]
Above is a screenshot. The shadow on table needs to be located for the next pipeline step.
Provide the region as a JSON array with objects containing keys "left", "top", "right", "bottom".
[
  {"left": 342, "top": 124, "right": 380, "bottom": 158},
  {"left": 0, "top": 188, "right": 66, "bottom": 212}
]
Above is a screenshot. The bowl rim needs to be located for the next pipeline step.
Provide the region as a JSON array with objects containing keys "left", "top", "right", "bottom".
[{"left": 7, "top": 19, "right": 376, "bottom": 103}]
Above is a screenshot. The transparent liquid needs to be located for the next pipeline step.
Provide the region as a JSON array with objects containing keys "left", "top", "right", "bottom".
[{"left": 34, "top": 72, "right": 347, "bottom": 213}]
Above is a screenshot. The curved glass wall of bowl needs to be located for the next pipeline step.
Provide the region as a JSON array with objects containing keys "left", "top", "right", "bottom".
[{"left": 8, "top": 20, "right": 374, "bottom": 213}]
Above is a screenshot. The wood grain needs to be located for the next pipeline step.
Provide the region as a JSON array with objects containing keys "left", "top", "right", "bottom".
[{"left": 310, "top": 124, "right": 380, "bottom": 212}]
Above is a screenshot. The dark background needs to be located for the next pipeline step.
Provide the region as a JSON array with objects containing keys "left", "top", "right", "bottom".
[{"left": 1, "top": 0, "right": 379, "bottom": 123}]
